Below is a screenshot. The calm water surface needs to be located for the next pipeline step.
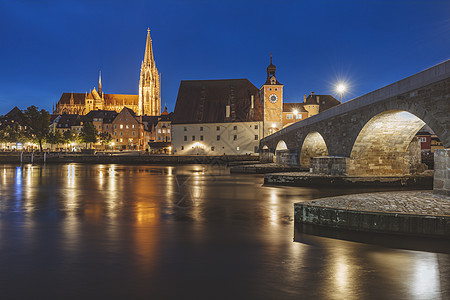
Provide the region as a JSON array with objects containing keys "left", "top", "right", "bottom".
[{"left": 0, "top": 164, "right": 449, "bottom": 299}]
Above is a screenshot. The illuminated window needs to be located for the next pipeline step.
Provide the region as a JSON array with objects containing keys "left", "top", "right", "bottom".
[
  {"left": 132, "top": 125, "right": 135, "bottom": 128},
  {"left": 120, "top": 124, "right": 123, "bottom": 129},
  {"left": 236, "top": 146, "right": 240, "bottom": 151},
  {"left": 287, "top": 114, "right": 293, "bottom": 119},
  {"left": 126, "top": 125, "right": 129, "bottom": 129},
  {"left": 120, "top": 138, "right": 123, "bottom": 142},
  {"left": 296, "top": 115, "right": 302, "bottom": 119}
]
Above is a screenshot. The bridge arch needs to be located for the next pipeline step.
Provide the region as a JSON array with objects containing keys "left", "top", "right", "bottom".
[
  {"left": 349, "top": 110, "right": 427, "bottom": 176},
  {"left": 274, "top": 140, "right": 288, "bottom": 163},
  {"left": 300, "top": 131, "right": 329, "bottom": 168}
]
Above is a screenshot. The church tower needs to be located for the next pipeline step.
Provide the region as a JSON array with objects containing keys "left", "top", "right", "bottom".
[
  {"left": 261, "top": 54, "right": 283, "bottom": 137},
  {"left": 139, "top": 28, "right": 161, "bottom": 116}
]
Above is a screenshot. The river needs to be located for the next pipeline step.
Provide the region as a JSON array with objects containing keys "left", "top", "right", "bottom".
[{"left": 0, "top": 164, "right": 448, "bottom": 299}]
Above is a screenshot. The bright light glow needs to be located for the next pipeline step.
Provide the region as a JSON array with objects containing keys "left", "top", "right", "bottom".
[
  {"left": 336, "top": 83, "right": 346, "bottom": 93},
  {"left": 293, "top": 110, "right": 298, "bottom": 115},
  {"left": 271, "top": 123, "right": 276, "bottom": 128}
]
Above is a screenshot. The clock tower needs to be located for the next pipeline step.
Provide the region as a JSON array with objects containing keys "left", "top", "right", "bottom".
[{"left": 261, "top": 54, "right": 283, "bottom": 137}]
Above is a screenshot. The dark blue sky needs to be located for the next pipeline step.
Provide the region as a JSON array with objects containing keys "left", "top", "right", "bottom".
[{"left": 1, "top": 0, "right": 449, "bottom": 115}]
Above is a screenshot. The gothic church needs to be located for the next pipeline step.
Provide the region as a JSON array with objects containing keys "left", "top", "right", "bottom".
[{"left": 55, "top": 29, "right": 161, "bottom": 116}]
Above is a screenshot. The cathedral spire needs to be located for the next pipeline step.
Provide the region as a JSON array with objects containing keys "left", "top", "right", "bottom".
[
  {"left": 98, "top": 71, "right": 102, "bottom": 95},
  {"left": 144, "top": 28, "right": 154, "bottom": 67}
]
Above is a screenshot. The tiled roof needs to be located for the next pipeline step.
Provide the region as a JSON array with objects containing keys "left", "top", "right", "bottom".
[
  {"left": 304, "top": 94, "right": 340, "bottom": 112},
  {"left": 173, "top": 79, "right": 263, "bottom": 124},
  {"left": 58, "top": 93, "right": 86, "bottom": 105},
  {"left": 104, "top": 94, "right": 139, "bottom": 106},
  {"left": 55, "top": 114, "right": 83, "bottom": 128},
  {"left": 283, "top": 103, "right": 307, "bottom": 113},
  {"left": 84, "top": 110, "right": 118, "bottom": 124}
]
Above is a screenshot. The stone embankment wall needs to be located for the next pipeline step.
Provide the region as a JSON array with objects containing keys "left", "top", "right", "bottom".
[
  {"left": 434, "top": 149, "right": 450, "bottom": 196},
  {"left": 0, "top": 153, "right": 259, "bottom": 165}
]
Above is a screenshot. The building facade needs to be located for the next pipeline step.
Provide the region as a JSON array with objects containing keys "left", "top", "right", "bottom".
[
  {"left": 171, "top": 79, "right": 263, "bottom": 155},
  {"left": 55, "top": 29, "right": 161, "bottom": 116}
]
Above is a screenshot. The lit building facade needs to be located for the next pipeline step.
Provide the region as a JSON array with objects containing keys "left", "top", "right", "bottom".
[
  {"left": 55, "top": 29, "right": 161, "bottom": 116},
  {"left": 171, "top": 79, "right": 263, "bottom": 155}
]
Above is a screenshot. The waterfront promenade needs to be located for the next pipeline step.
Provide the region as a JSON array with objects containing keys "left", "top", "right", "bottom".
[{"left": 295, "top": 191, "right": 450, "bottom": 238}]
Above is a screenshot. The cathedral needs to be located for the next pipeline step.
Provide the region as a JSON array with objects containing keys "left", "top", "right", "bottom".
[{"left": 55, "top": 29, "right": 161, "bottom": 116}]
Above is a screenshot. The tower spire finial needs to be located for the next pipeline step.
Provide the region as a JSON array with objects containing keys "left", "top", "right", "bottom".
[
  {"left": 270, "top": 52, "right": 272, "bottom": 64},
  {"left": 144, "top": 28, "right": 154, "bottom": 66},
  {"left": 98, "top": 70, "right": 102, "bottom": 95}
]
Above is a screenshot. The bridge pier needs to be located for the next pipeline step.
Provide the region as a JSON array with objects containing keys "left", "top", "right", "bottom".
[
  {"left": 434, "top": 149, "right": 450, "bottom": 196},
  {"left": 275, "top": 149, "right": 299, "bottom": 166},
  {"left": 311, "top": 156, "right": 349, "bottom": 175}
]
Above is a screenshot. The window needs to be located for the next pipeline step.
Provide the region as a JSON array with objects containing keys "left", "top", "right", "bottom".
[
  {"left": 114, "top": 132, "right": 117, "bottom": 136},
  {"left": 184, "top": 127, "right": 187, "bottom": 131},
  {"left": 120, "top": 132, "right": 123, "bottom": 136},
  {"left": 114, "top": 125, "right": 117, "bottom": 129},
  {"left": 106, "top": 125, "right": 109, "bottom": 129},
  {"left": 255, "top": 135, "right": 258, "bottom": 140},
  {"left": 181, "top": 146, "right": 184, "bottom": 150},
  {"left": 158, "top": 136, "right": 161, "bottom": 141},
  {"left": 120, "top": 124, "right": 123, "bottom": 129},
  {"left": 233, "top": 135, "right": 237, "bottom": 141},
  {"left": 168, "top": 129, "right": 170, "bottom": 133},
  {"left": 132, "top": 131, "right": 135, "bottom": 136},
  {"left": 158, "top": 129, "right": 161, "bottom": 134},
  {"left": 116, "top": 139, "right": 119, "bottom": 142},
  {"left": 132, "top": 125, "right": 135, "bottom": 129},
  {"left": 233, "top": 126, "right": 237, "bottom": 130},
  {"left": 184, "top": 136, "right": 187, "bottom": 141},
  {"left": 200, "top": 126, "right": 203, "bottom": 131},
  {"left": 217, "top": 135, "right": 220, "bottom": 141},
  {"left": 287, "top": 114, "right": 293, "bottom": 119},
  {"left": 120, "top": 138, "right": 123, "bottom": 142},
  {"left": 125, "top": 125, "right": 129, "bottom": 129},
  {"left": 98, "top": 125, "right": 102, "bottom": 129},
  {"left": 211, "top": 146, "right": 215, "bottom": 151},
  {"left": 254, "top": 125, "right": 258, "bottom": 129},
  {"left": 420, "top": 137, "right": 427, "bottom": 143},
  {"left": 200, "top": 135, "right": 203, "bottom": 141},
  {"left": 254, "top": 146, "right": 258, "bottom": 153},
  {"left": 162, "top": 129, "right": 166, "bottom": 133},
  {"left": 192, "top": 136, "right": 195, "bottom": 141},
  {"left": 296, "top": 115, "right": 302, "bottom": 119},
  {"left": 236, "top": 147, "right": 240, "bottom": 151},
  {"left": 216, "top": 126, "right": 220, "bottom": 131}
]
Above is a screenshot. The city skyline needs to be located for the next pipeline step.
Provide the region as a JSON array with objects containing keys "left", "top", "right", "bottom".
[{"left": 1, "top": 0, "right": 449, "bottom": 115}]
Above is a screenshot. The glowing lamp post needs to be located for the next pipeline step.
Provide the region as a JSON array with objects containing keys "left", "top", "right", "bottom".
[{"left": 336, "top": 83, "right": 346, "bottom": 102}]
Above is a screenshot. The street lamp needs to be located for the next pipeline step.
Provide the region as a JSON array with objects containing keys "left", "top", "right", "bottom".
[{"left": 336, "top": 83, "right": 346, "bottom": 102}]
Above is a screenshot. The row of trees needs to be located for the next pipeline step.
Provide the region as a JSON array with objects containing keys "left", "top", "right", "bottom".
[{"left": 0, "top": 106, "right": 113, "bottom": 151}]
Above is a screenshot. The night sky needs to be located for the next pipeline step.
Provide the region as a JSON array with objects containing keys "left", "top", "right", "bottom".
[{"left": 1, "top": 0, "right": 449, "bottom": 115}]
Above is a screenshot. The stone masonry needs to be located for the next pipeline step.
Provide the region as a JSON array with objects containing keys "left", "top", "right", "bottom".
[{"left": 434, "top": 149, "right": 450, "bottom": 196}]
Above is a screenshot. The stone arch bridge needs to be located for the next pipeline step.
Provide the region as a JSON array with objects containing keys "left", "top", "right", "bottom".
[{"left": 260, "top": 60, "right": 450, "bottom": 194}]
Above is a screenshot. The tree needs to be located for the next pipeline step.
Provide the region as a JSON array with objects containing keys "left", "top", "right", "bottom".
[
  {"left": 22, "top": 106, "right": 50, "bottom": 152},
  {"left": 79, "top": 122, "right": 98, "bottom": 149},
  {"left": 63, "top": 129, "right": 78, "bottom": 150},
  {"left": 47, "top": 131, "right": 64, "bottom": 150},
  {"left": 98, "top": 132, "right": 113, "bottom": 150}
]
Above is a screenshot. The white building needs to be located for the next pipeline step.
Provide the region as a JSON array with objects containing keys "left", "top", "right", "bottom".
[{"left": 171, "top": 79, "right": 264, "bottom": 155}]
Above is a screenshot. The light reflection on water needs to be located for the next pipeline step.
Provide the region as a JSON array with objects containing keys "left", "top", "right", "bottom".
[{"left": 0, "top": 163, "right": 448, "bottom": 299}]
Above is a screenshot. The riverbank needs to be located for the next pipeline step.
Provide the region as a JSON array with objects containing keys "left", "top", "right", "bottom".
[
  {"left": 0, "top": 152, "right": 259, "bottom": 165},
  {"left": 264, "top": 171, "right": 434, "bottom": 188},
  {"left": 294, "top": 191, "right": 450, "bottom": 238}
]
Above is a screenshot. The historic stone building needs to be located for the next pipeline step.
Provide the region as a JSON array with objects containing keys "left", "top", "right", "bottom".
[{"left": 55, "top": 29, "right": 161, "bottom": 116}]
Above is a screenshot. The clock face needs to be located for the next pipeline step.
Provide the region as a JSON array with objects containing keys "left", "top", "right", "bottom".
[{"left": 269, "top": 94, "right": 278, "bottom": 103}]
